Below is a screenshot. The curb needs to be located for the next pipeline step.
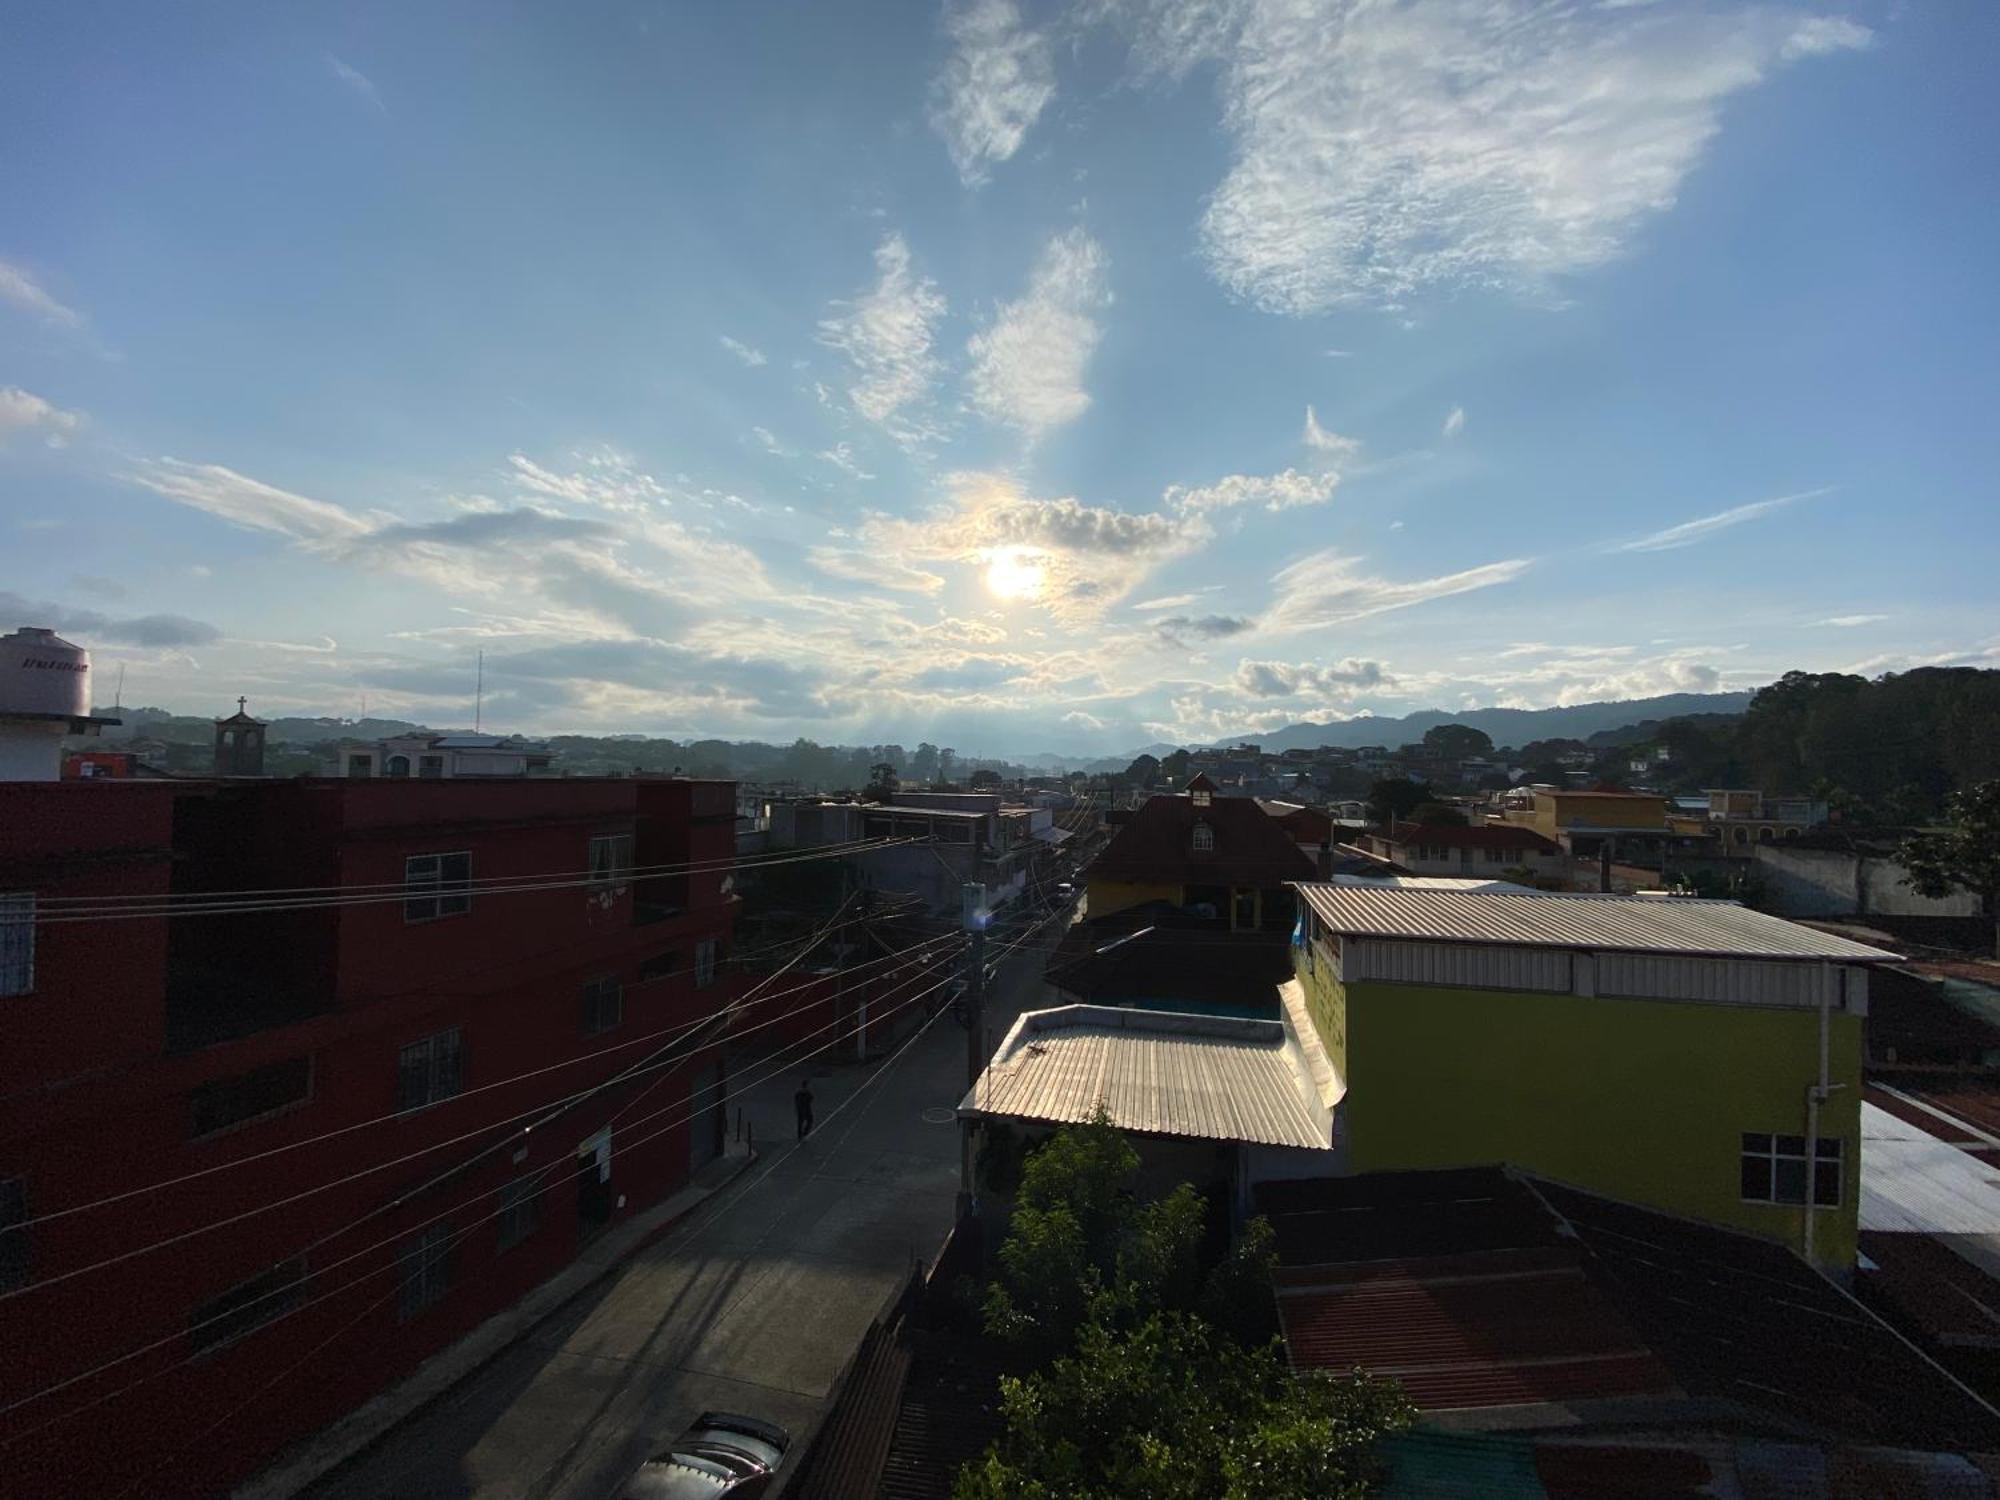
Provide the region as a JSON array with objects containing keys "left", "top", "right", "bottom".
[{"left": 238, "top": 1149, "right": 759, "bottom": 1500}]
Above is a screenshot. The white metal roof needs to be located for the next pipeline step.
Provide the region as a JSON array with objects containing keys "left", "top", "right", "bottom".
[
  {"left": 1861, "top": 1102, "right": 2000, "bottom": 1235},
  {"left": 959, "top": 1005, "right": 1329, "bottom": 1151},
  {"left": 1293, "top": 884, "right": 1901, "bottom": 962}
]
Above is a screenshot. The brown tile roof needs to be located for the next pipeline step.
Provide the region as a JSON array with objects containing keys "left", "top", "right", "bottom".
[{"left": 1087, "top": 790, "right": 1317, "bottom": 887}]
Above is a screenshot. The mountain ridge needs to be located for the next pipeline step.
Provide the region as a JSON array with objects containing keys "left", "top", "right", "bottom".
[{"left": 1193, "top": 691, "right": 1757, "bottom": 754}]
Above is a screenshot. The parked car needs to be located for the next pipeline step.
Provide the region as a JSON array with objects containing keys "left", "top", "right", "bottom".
[{"left": 618, "top": 1412, "right": 792, "bottom": 1499}]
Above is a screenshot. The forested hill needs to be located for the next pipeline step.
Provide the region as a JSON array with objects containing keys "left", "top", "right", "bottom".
[{"left": 1222, "top": 692, "right": 1756, "bottom": 753}]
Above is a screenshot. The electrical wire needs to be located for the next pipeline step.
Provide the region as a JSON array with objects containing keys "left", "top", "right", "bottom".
[
  {"left": 0, "top": 931, "right": 961, "bottom": 1297},
  {"left": 5, "top": 925, "right": 952, "bottom": 1237}
]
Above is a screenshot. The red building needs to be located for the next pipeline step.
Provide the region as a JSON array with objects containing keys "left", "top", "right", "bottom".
[{"left": 0, "top": 775, "right": 739, "bottom": 1495}]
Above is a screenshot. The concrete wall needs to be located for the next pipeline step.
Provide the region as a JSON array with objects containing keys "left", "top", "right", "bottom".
[{"left": 1756, "top": 844, "right": 1984, "bottom": 919}]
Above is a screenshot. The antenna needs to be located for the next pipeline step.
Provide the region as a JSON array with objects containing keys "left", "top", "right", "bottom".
[
  {"left": 475, "top": 650, "right": 484, "bottom": 733},
  {"left": 114, "top": 663, "right": 125, "bottom": 712}
]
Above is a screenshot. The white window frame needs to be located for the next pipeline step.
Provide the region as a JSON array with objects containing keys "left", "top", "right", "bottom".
[
  {"left": 1191, "top": 822, "right": 1215, "bottom": 854},
  {"left": 1740, "top": 1131, "right": 1841, "bottom": 1207},
  {"left": 398, "top": 1027, "right": 464, "bottom": 1111},
  {"left": 0, "top": 892, "right": 33, "bottom": 997},
  {"left": 588, "top": 833, "right": 634, "bottom": 888},
  {"left": 694, "top": 937, "right": 718, "bottom": 989},
  {"left": 404, "top": 852, "right": 471, "bottom": 923}
]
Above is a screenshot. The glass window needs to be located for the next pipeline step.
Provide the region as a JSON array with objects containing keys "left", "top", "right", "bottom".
[
  {"left": 638, "top": 950, "right": 678, "bottom": 983},
  {"left": 581, "top": 977, "right": 623, "bottom": 1035},
  {"left": 404, "top": 851, "right": 471, "bottom": 923},
  {"left": 588, "top": 833, "right": 634, "bottom": 887},
  {"left": 398, "top": 1027, "right": 464, "bottom": 1111},
  {"left": 398, "top": 1224, "right": 452, "bottom": 1321},
  {"left": 347, "top": 755, "right": 373, "bottom": 778},
  {"left": 496, "top": 1177, "right": 541, "bottom": 1251},
  {"left": 189, "top": 1258, "right": 305, "bottom": 1353},
  {"left": 695, "top": 937, "right": 718, "bottom": 989},
  {"left": 385, "top": 755, "right": 410, "bottom": 778},
  {"left": 1191, "top": 823, "right": 1215, "bottom": 853},
  {"left": 190, "top": 1056, "right": 313, "bottom": 1139},
  {"left": 1741, "top": 1132, "right": 1840, "bottom": 1206},
  {"left": 0, "top": 892, "right": 32, "bottom": 997},
  {"left": 418, "top": 754, "right": 445, "bottom": 779}
]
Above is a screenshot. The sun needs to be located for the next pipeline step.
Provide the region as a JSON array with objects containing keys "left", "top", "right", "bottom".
[{"left": 982, "top": 546, "right": 1047, "bottom": 602}]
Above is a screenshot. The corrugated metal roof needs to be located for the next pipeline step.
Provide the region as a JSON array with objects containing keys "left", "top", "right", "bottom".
[
  {"left": 958, "top": 1004, "right": 1329, "bottom": 1150},
  {"left": 1295, "top": 884, "right": 1901, "bottom": 961}
]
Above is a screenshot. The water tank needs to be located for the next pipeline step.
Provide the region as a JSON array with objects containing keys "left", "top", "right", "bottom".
[{"left": 0, "top": 627, "right": 92, "bottom": 718}]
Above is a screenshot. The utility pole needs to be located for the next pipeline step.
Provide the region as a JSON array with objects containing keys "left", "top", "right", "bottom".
[{"left": 958, "top": 881, "right": 988, "bottom": 1217}]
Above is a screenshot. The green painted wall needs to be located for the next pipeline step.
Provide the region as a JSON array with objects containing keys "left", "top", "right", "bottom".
[{"left": 1291, "top": 948, "right": 1861, "bottom": 1269}]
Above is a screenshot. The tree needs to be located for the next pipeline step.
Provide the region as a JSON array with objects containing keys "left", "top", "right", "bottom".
[
  {"left": 1902, "top": 780, "right": 2000, "bottom": 953},
  {"left": 912, "top": 743, "right": 940, "bottom": 783},
  {"left": 1407, "top": 802, "right": 1468, "bottom": 827},
  {"left": 1421, "top": 723, "right": 1493, "bottom": 761},
  {"left": 954, "top": 1312, "right": 1413, "bottom": 1500},
  {"left": 1366, "top": 777, "right": 1427, "bottom": 827},
  {"left": 865, "top": 761, "right": 899, "bottom": 799},
  {"left": 1161, "top": 748, "right": 1193, "bottom": 786},
  {"left": 970, "top": 768, "right": 1004, "bottom": 790},
  {"left": 1124, "top": 754, "right": 1162, "bottom": 788}
]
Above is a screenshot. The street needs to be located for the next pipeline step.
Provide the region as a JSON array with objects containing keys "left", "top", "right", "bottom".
[{"left": 303, "top": 914, "right": 1064, "bottom": 1500}]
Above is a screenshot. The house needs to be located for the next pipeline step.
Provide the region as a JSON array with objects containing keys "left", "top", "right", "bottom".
[
  {"left": 0, "top": 774, "right": 738, "bottom": 1496},
  {"left": 1083, "top": 773, "right": 1316, "bottom": 933},
  {"left": 765, "top": 789, "right": 1035, "bottom": 916},
  {"left": 1354, "top": 820, "right": 1566, "bottom": 882},
  {"left": 1667, "top": 788, "right": 1831, "bottom": 852},
  {"left": 328, "top": 732, "right": 555, "bottom": 779},
  {"left": 1290, "top": 884, "right": 1900, "bottom": 1270}
]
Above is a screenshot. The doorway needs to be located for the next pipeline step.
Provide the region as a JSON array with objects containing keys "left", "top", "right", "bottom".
[{"left": 576, "top": 1128, "right": 613, "bottom": 1244}]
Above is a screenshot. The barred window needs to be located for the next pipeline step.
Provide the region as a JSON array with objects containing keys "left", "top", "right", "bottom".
[
  {"left": 695, "top": 938, "right": 718, "bottom": 989},
  {"left": 1191, "top": 823, "right": 1215, "bottom": 854},
  {"left": 588, "top": 833, "right": 634, "bottom": 887},
  {"left": 398, "top": 1224, "right": 452, "bottom": 1321},
  {"left": 398, "top": 1027, "right": 464, "bottom": 1111},
  {"left": 582, "top": 977, "right": 623, "bottom": 1035},
  {"left": 404, "top": 852, "right": 471, "bottom": 923},
  {"left": 496, "top": 1178, "right": 541, "bottom": 1251}
]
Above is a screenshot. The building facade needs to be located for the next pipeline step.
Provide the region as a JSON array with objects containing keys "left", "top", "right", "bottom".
[
  {"left": 1084, "top": 774, "right": 1316, "bottom": 931},
  {"left": 1289, "top": 885, "right": 1895, "bottom": 1271},
  {"left": 0, "top": 775, "right": 737, "bottom": 1496},
  {"left": 1354, "top": 822, "right": 1567, "bottom": 882}
]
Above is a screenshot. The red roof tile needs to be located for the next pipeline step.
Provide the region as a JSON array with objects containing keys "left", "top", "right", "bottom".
[{"left": 1087, "top": 790, "right": 1317, "bottom": 887}]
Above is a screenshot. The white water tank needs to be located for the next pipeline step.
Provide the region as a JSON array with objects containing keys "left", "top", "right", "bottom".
[{"left": 0, "top": 626, "right": 98, "bottom": 781}]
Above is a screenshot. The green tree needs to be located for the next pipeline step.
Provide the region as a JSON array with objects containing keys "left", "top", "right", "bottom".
[
  {"left": 1421, "top": 723, "right": 1493, "bottom": 761},
  {"left": 1124, "top": 753, "right": 1162, "bottom": 788},
  {"left": 1407, "top": 802, "right": 1468, "bottom": 826},
  {"left": 912, "top": 742, "right": 940, "bottom": 782},
  {"left": 970, "top": 767, "right": 1004, "bottom": 790},
  {"left": 1366, "top": 777, "right": 1427, "bottom": 826},
  {"left": 1902, "top": 780, "right": 2000, "bottom": 953},
  {"left": 954, "top": 1312, "right": 1413, "bottom": 1500},
  {"left": 1160, "top": 747, "right": 1193, "bottom": 785}
]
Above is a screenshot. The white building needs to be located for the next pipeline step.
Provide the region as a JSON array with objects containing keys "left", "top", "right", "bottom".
[{"left": 327, "top": 733, "right": 554, "bottom": 780}]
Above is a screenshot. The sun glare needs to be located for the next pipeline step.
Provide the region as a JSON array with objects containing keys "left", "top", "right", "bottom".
[{"left": 983, "top": 546, "right": 1047, "bottom": 602}]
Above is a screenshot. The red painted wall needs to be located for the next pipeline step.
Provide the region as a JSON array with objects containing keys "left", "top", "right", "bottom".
[{"left": 0, "top": 776, "right": 738, "bottom": 1496}]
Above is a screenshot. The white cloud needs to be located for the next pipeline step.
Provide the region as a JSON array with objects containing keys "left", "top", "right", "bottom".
[
  {"left": 1267, "top": 549, "right": 1531, "bottom": 633},
  {"left": 1165, "top": 466, "right": 1339, "bottom": 515},
  {"left": 1816, "top": 613, "right": 1890, "bottom": 628},
  {"left": 1153, "top": 613, "right": 1255, "bottom": 647},
  {"left": 0, "top": 259, "right": 82, "bottom": 327},
  {"left": 966, "top": 228, "right": 1109, "bottom": 440},
  {"left": 0, "top": 386, "right": 83, "bottom": 447},
  {"left": 808, "top": 547, "right": 946, "bottom": 596},
  {"left": 817, "top": 442, "right": 877, "bottom": 480},
  {"left": 1234, "top": 657, "right": 1388, "bottom": 697},
  {"left": 129, "top": 459, "right": 374, "bottom": 545},
  {"left": 1061, "top": 708, "right": 1106, "bottom": 732},
  {"left": 750, "top": 425, "right": 790, "bottom": 456},
  {"left": 1303, "top": 405, "right": 1359, "bottom": 456},
  {"left": 719, "top": 335, "right": 767, "bottom": 367},
  {"left": 1614, "top": 486, "right": 1829, "bottom": 552},
  {"left": 818, "top": 233, "right": 947, "bottom": 446},
  {"left": 930, "top": 0, "right": 1056, "bottom": 185},
  {"left": 326, "top": 54, "right": 386, "bottom": 113},
  {"left": 1185, "top": 0, "right": 1871, "bottom": 314},
  {"left": 1442, "top": 406, "right": 1466, "bottom": 439},
  {"left": 1130, "top": 591, "right": 1215, "bottom": 613}
]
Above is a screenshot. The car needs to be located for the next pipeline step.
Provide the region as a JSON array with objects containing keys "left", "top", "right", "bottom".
[
  {"left": 1055, "top": 881, "right": 1076, "bottom": 899},
  {"left": 618, "top": 1412, "right": 792, "bottom": 1499}
]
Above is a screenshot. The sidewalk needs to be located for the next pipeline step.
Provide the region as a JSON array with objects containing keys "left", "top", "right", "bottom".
[{"left": 238, "top": 1144, "right": 756, "bottom": 1500}]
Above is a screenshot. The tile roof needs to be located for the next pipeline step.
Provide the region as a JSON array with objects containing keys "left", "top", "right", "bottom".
[
  {"left": 958, "top": 1004, "right": 1329, "bottom": 1150},
  {"left": 1087, "top": 789, "right": 1318, "bottom": 887},
  {"left": 1294, "top": 884, "right": 1902, "bottom": 961}
]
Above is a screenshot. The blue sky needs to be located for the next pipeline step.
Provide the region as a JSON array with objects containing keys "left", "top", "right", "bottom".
[{"left": 3, "top": 1, "right": 1996, "bottom": 756}]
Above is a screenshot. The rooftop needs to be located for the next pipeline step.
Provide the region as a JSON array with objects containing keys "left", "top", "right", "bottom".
[
  {"left": 1379, "top": 821, "right": 1561, "bottom": 853},
  {"left": 957, "top": 1004, "right": 1329, "bottom": 1151},
  {"left": 1087, "top": 787, "right": 1317, "bottom": 887},
  {"left": 1294, "top": 884, "right": 1902, "bottom": 961}
]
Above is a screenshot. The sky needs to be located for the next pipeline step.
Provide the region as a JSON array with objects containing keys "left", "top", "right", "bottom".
[{"left": 3, "top": 1, "right": 1997, "bottom": 758}]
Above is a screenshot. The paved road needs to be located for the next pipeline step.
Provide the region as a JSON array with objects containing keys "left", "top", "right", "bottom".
[{"left": 306, "top": 914, "right": 1064, "bottom": 1500}]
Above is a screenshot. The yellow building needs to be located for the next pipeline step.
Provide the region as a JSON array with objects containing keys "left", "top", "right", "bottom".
[
  {"left": 1290, "top": 884, "right": 1897, "bottom": 1271},
  {"left": 1504, "top": 788, "right": 1670, "bottom": 841}
]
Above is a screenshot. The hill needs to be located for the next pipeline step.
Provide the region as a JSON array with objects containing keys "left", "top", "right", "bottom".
[{"left": 1204, "top": 692, "right": 1756, "bottom": 754}]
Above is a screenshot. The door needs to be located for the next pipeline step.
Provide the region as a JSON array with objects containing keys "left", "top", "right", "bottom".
[
  {"left": 688, "top": 1060, "right": 725, "bottom": 1172},
  {"left": 576, "top": 1128, "right": 613, "bottom": 1243}
]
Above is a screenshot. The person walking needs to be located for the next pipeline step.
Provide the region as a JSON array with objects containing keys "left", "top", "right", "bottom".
[{"left": 794, "top": 1078, "right": 815, "bottom": 1140}]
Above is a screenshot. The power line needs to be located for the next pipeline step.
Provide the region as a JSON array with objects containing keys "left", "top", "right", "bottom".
[
  {"left": 0, "top": 931, "right": 961, "bottom": 1297},
  {"left": 6, "top": 927, "right": 954, "bottom": 1237}
]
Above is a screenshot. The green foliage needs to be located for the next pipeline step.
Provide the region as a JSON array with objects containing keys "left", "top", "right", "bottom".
[
  {"left": 975, "top": 1120, "right": 1030, "bottom": 1196},
  {"left": 1160, "top": 747, "right": 1193, "bottom": 785},
  {"left": 953, "top": 1313, "right": 1414, "bottom": 1500},
  {"left": 1124, "top": 753, "right": 1163, "bottom": 787},
  {"left": 1421, "top": 723, "right": 1493, "bottom": 760},
  {"left": 1366, "top": 777, "right": 1428, "bottom": 826},
  {"left": 1407, "top": 802, "right": 1468, "bottom": 826},
  {"left": 1902, "top": 781, "right": 2000, "bottom": 930}
]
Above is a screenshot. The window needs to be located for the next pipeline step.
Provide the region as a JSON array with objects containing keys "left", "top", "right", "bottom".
[
  {"left": 385, "top": 754, "right": 410, "bottom": 777},
  {"left": 496, "top": 1177, "right": 541, "bottom": 1251},
  {"left": 190, "top": 1056, "right": 313, "bottom": 1139},
  {"left": 1191, "top": 787, "right": 1212, "bottom": 808},
  {"left": 404, "top": 851, "right": 471, "bottom": 923},
  {"left": 0, "top": 1178, "right": 25, "bottom": 1292},
  {"left": 418, "top": 754, "right": 445, "bottom": 778},
  {"left": 397, "top": 1224, "right": 452, "bottom": 1321},
  {"left": 581, "top": 977, "right": 623, "bottom": 1035},
  {"left": 0, "top": 892, "right": 32, "bottom": 997},
  {"left": 398, "top": 1027, "right": 464, "bottom": 1111},
  {"left": 695, "top": 937, "right": 718, "bottom": 989},
  {"left": 1191, "top": 822, "right": 1215, "bottom": 853},
  {"left": 1740, "top": 1132, "right": 1841, "bottom": 1207},
  {"left": 588, "top": 833, "right": 634, "bottom": 887},
  {"left": 188, "top": 1258, "right": 305, "bottom": 1353},
  {"left": 638, "top": 950, "right": 678, "bottom": 983},
  {"left": 346, "top": 754, "right": 373, "bottom": 778}
]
